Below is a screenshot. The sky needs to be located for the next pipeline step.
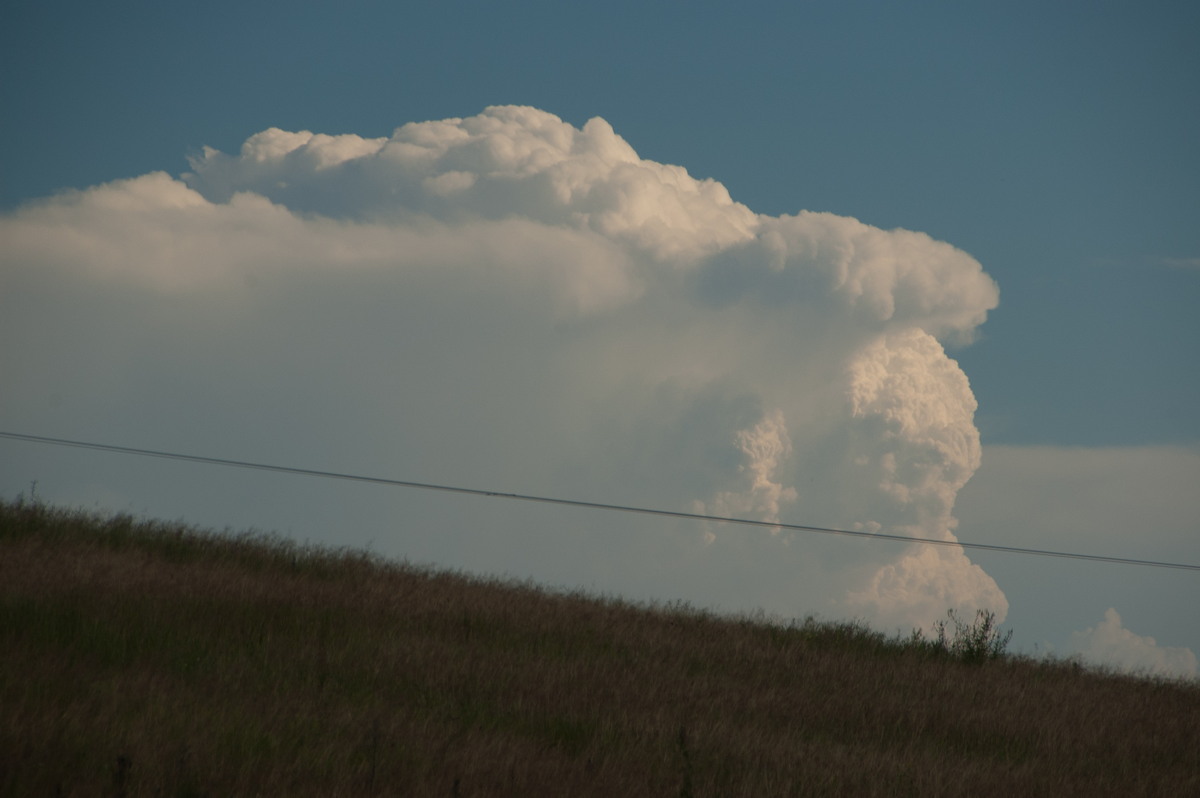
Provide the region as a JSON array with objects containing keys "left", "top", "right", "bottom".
[{"left": 1, "top": 1, "right": 1197, "bottom": 678}]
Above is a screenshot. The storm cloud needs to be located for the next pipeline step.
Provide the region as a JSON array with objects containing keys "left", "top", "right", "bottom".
[{"left": 1, "top": 106, "right": 1004, "bottom": 632}]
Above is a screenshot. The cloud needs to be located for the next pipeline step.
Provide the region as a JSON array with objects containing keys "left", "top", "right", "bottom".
[
  {"left": 1163, "top": 257, "right": 1200, "bottom": 270},
  {"left": 183, "top": 107, "right": 759, "bottom": 262},
  {"left": 701, "top": 408, "right": 798, "bottom": 525},
  {"left": 956, "top": 445, "right": 1200, "bottom": 559},
  {"left": 1067, "top": 609, "right": 1197, "bottom": 680},
  {"left": 0, "top": 105, "right": 1002, "bottom": 632}
]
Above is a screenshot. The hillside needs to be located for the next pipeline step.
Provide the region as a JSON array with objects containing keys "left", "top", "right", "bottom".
[{"left": 2, "top": 496, "right": 1197, "bottom": 796}]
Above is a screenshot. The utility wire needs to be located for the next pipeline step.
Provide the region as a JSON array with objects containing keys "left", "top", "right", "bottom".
[{"left": 3, "top": 430, "right": 1198, "bottom": 572}]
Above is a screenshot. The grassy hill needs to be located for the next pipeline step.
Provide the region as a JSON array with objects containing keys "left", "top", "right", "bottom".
[{"left": 2, "top": 496, "right": 1197, "bottom": 796}]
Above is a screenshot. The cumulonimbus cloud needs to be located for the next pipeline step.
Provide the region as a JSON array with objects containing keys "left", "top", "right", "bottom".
[{"left": 0, "top": 105, "right": 1003, "bottom": 630}]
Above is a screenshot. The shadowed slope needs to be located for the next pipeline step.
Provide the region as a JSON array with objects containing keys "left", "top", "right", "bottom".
[{"left": 2, "top": 497, "right": 1197, "bottom": 796}]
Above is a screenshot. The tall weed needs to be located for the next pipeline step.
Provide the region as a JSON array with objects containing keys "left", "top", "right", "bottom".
[{"left": 913, "top": 608, "right": 1013, "bottom": 664}]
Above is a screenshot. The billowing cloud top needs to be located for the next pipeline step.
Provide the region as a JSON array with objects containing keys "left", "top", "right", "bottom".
[
  {"left": 182, "top": 106, "right": 996, "bottom": 336},
  {"left": 186, "top": 107, "right": 758, "bottom": 261},
  {"left": 1, "top": 106, "right": 1002, "bottom": 631}
]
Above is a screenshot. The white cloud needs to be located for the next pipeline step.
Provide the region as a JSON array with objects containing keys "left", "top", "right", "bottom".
[
  {"left": 840, "top": 329, "right": 1007, "bottom": 628},
  {"left": 847, "top": 545, "right": 1008, "bottom": 633},
  {"left": 0, "top": 105, "right": 1003, "bottom": 633},
  {"left": 183, "top": 106, "right": 759, "bottom": 262},
  {"left": 701, "top": 408, "right": 798, "bottom": 524},
  {"left": 1068, "top": 609, "right": 1198, "bottom": 680}
]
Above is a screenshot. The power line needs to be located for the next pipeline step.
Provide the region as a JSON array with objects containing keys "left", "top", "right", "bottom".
[{"left": 3, "top": 429, "right": 1198, "bottom": 572}]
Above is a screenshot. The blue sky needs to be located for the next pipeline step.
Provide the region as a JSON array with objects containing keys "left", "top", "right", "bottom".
[{"left": 2, "top": 1, "right": 1197, "bottom": 675}]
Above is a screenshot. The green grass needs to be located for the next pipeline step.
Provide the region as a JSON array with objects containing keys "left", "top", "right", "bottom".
[{"left": 2, "top": 496, "right": 1197, "bottom": 796}]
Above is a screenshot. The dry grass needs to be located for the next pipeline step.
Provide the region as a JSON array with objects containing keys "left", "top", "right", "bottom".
[{"left": 2, "top": 496, "right": 1197, "bottom": 796}]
